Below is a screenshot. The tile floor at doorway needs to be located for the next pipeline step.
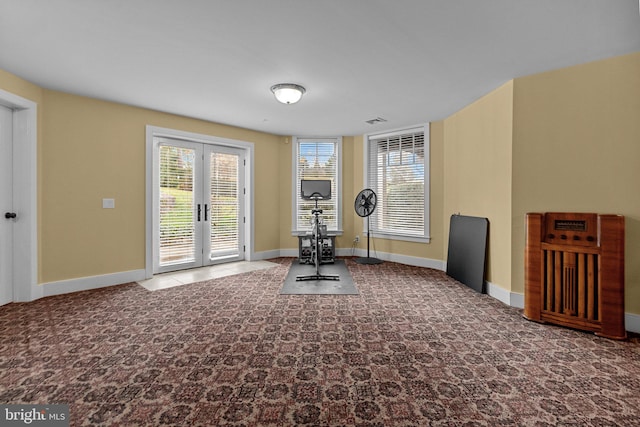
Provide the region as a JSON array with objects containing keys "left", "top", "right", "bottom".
[{"left": 137, "top": 260, "right": 278, "bottom": 291}]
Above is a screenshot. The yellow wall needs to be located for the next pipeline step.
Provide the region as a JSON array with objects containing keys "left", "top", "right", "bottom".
[
  {"left": 3, "top": 51, "right": 638, "bottom": 313},
  {"left": 338, "top": 136, "right": 357, "bottom": 250},
  {"left": 0, "top": 71, "right": 283, "bottom": 283},
  {"left": 39, "top": 91, "right": 283, "bottom": 282},
  {"left": 0, "top": 69, "right": 44, "bottom": 103},
  {"left": 436, "top": 51, "right": 640, "bottom": 307},
  {"left": 512, "top": 52, "right": 640, "bottom": 313},
  {"left": 278, "top": 137, "right": 293, "bottom": 250},
  {"left": 442, "top": 81, "right": 514, "bottom": 289}
]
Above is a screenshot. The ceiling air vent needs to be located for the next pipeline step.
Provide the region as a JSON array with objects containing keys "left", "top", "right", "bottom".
[{"left": 365, "top": 117, "right": 387, "bottom": 125}]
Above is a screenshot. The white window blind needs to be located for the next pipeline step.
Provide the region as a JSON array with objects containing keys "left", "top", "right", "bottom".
[
  {"left": 294, "top": 138, "right": 340, "bottom": 232},
  {"left": 209, "top": 151, "right": 239, "bottom": 257},
  {"left": 159, "top": 145, "right": 196, "bottom": 265},
  {"left": 366, "top": 127, "right": 427, "bottom": 238}
]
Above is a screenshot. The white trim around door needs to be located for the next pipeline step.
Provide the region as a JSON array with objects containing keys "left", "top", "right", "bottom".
[
  {"left": 145, "top": 125, "right": 254, "bottom": 279},
  {"left": 0, "top": 89, "right": 39, "bottom": 302}
]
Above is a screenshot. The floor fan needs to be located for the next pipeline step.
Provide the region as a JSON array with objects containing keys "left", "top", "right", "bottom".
[{"left": 354, "top": 189, "right": 383, "bottom": 265}]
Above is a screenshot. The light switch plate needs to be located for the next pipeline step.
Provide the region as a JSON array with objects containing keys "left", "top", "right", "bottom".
[{"left": 102, "top": 198, "right": 115, "bottom": 209}]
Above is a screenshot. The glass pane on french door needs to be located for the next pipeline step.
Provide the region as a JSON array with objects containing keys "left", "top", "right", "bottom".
[
  {"left": 158, "top": 144, "right": 199, "bottom": 269},
  {"left": 206, "top": 148, "right": 243, "bottom": 262}
]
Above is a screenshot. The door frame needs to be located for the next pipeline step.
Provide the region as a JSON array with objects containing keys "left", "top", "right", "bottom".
[
  {"left": 145, "top": 125, "right": 254, "bottom": 279},
  {"left": 0, "top": 89, "right": 39, "bottom": 302}
]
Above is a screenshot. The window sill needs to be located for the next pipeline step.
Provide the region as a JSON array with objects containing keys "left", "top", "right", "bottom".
[
  {"left": 293, "top": 230, "right": 344, "bottom": 237},
  {"left": 369, "top": 232, "right": 431, "bottom": 244}
]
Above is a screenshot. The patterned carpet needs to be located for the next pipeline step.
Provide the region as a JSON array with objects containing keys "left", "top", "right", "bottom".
[{"left": 1, "top": 258, "right": 639, "bottom": 426}]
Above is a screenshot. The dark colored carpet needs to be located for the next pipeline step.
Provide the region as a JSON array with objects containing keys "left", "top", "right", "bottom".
[
  {"left": 1, "top": 257, "right": 639, "bottom": 426},
  {"left": 281, "top": 259, "right": 357, "bottom": 295}
]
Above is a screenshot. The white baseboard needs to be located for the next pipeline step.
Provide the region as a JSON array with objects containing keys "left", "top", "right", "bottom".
[
  {"left": 510, "top": 292, "right": 525, "bottom": 309},
  {"left": 625, "top": 312, "right": 640, "bottom": 334},
  {"left": 260, "top": 247, "right": 446, "bottom": 271},
  {"left": 369, "top": 250, "right": 446, "bottom": 271},
  {"left": 485, "top": 281, "right": 525, "bottom": 309},
  {"left": 41, "top": 269, "right": 146, "bottom": 298},
  {"left": 486, "top": 281, "right": 511, "bottom": 306},
  {"left": 251, "top": 249, "right": 283, "bottom": 260},
  {"left": 485, "top": 282, "right": 639, "bottom": 334}
]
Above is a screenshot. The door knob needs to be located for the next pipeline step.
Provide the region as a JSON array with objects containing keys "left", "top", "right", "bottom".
[{"left": 4, "top": 212, "right": 17, "bottom": 219}]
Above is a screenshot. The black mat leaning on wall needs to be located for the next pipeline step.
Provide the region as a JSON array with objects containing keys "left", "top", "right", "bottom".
[{"left": 446, "top": 214, "right": 489, "bottom": 294}]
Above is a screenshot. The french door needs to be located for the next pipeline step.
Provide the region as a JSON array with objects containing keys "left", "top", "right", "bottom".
[
  {"left": 154, "top": 138, "right": 245, "bottom": 274},
  {"left": 0, "top": 105, "right": 13, "bottom": 305}
]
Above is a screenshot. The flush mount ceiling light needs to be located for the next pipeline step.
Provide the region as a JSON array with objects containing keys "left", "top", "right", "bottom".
[{"left": 270, "top": 83, "right": 306, "bottom": 104}]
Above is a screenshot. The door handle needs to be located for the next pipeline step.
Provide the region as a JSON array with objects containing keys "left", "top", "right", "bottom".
[
  {"left": 4, "top": 212, "right": 16, "bottom": 219},
  {"left": 204, "top": 204, "right": 208, "bottom": 221},
  {"left": 197, "top": 204, "right": 201, "bottom": 221}
]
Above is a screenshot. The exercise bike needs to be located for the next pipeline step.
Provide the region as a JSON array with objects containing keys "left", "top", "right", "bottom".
[{"left": 296, "top": 180, "right": 339, "bottom": 282}]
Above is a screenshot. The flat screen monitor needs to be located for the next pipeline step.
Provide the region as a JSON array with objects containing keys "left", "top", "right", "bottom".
[{"left": 301, "top": 179, "right": 332, "bottom": 200}]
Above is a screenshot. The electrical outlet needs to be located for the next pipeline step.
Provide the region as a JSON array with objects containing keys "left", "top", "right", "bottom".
[{"left": 354, "top": 235, "right": 360, "bottom": 243}]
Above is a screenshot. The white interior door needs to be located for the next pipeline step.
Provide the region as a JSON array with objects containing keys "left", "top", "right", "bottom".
[
  {"left": 0, "top": 105, "right": 14, "bottom": 305},
  {"left": 155, "top": 139, "right": 244, "bottom": 274}
]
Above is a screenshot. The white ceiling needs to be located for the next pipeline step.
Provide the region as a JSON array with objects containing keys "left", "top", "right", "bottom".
[{"left": 1, "top": 1, "right": 639, "bottom": 136}]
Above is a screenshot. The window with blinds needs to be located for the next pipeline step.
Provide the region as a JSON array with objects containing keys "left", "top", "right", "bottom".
[
  {"left": 293, "top": 137, "right": 342, "bottom": 233},
  {"left": 366, "top": 125, "right": 429, "bottom": 240}
]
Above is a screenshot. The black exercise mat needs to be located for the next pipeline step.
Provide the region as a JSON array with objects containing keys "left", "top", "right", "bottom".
[{"left": 280, "top": 259, "right": 358, "bottom": 295}]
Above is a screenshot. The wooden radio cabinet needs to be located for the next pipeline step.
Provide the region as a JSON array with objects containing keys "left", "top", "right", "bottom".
[{"left": 524, "top": 212, "right": 626, "bottom": 339}]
